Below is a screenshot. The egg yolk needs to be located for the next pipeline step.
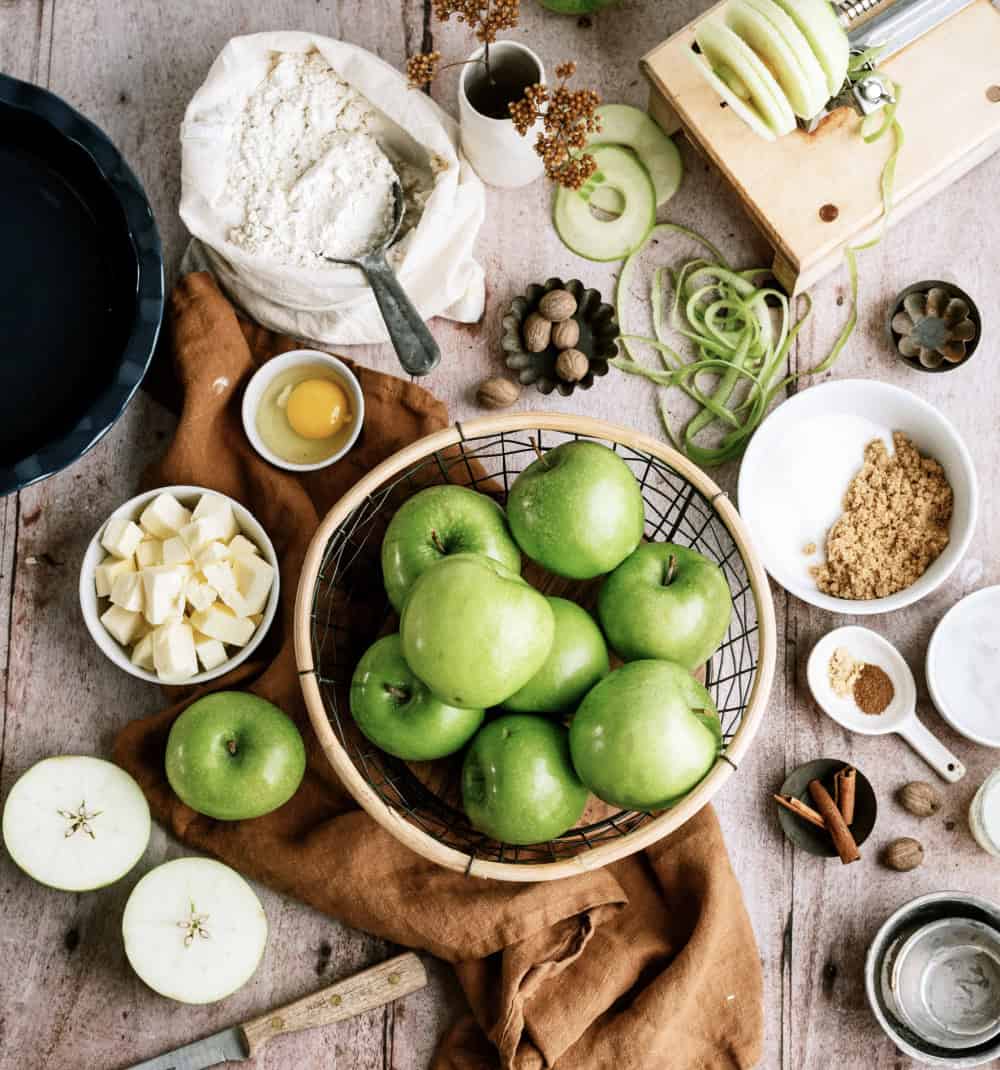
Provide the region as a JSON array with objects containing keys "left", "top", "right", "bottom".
[{"left": 285, "top": 379, "right": 350, "bottom": 440}]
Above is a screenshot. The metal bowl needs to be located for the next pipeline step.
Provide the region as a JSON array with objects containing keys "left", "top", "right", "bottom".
[
  {"left": 866, "top": 892, "right": 1000, "bottom": 1066},
  {"left": 0, "top": 74, "right": 163, "bottom": 495}
]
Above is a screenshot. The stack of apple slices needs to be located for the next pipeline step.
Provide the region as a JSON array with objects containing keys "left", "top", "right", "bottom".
[{"left": 690, "top": 0, "right": 849, "bottom": 140}]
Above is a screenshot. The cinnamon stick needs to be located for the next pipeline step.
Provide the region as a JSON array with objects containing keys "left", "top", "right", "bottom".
[
  {"left": 773, "top": 794, "right": 827, "bottom": 830},
  {"left": 809, "top": 779, "right": 860, "bottom": 865},
  {"left": 834, "top": 766, "right": 857, "bottom": 825}
]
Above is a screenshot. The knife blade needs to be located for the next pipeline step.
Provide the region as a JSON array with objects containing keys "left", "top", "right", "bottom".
[
  {"left": 124, "top": 952, "right": 426, "bottom": 1070},
  {"left": 126, "top": 1026, "right": 248, "bottom": 1070}
]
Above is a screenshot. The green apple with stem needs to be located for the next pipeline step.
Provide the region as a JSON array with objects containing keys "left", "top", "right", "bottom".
[
  {"left": 570, "top": 660, "right": 722, "bottom": 810},
  {"left": 381, "top": 484, "right": 521, "bottom": 612},
  {"left": 506, "top": 441, "right": 645, "bottom": 579},
  {"left": 501, "top": 596, "right": 609, "bottom": 715},
  {"left": 462, "top": 714, "right": 589, "bottom": 844},
  {"left": 350, "top": 634, "right": 484, "bottom": 760},
  {"left": 165, "top": 692, "right": 307, "bottom": 821},
  {"left": 400, "top": 553, "right": 554, "bottom": 708},
  {"left": 598, "top": 542, "right": 733, "bottom": 670}
]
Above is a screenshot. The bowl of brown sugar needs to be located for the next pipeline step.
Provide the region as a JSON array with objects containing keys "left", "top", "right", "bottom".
[{"left": 738, "top": 380, "right": 979, "bottom": 614}]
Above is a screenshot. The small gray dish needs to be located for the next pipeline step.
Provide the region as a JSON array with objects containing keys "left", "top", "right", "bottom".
[
  {"left": 888, "top": 280, "right": 981, "bottom": 373},
  {"left": 501, "top": 277, "right": 619, "bottom": 397},
  {"left": 776, "top": 758, "right": 877, "bottom": 857}
]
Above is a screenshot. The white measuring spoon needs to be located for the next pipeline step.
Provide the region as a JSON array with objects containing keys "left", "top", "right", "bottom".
[{"left": 807, "top": 625, "right": 966, "bottom": 783}]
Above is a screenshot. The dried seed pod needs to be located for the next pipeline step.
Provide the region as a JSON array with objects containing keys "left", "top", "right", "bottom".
[
  {"left": 476, "top": 377, "right": 521, "bottom": 409},
  {"left": 555, "top": 348, "right": 589, "bottom": 383},
  {"left": 883, "top": 837, "right": 924, "bottom": 872},
  {"left": 551, "top": 318, "right": 580, "bottom": 350},
  {"left": 522, "top": 313, "right": 552, "bottom": 354},
  {"left": 897, "top": 781, "right": 941, "bottom": 818},
  {"left": 538, "top": 289, "right": 577, "bottom": 323}
]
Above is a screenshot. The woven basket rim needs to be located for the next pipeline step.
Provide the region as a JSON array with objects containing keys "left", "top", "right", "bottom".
[{"left": 294, "top": 412, "right": 777, "bottom": 882}]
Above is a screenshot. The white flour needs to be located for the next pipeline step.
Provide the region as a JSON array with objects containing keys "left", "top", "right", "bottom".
[{"left": 226, "top": 51, "right": 405, "bottom": 265}]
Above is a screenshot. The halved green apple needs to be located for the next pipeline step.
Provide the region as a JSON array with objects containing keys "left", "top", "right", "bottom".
[
  {"left": 768, "top": 0, "right": 849, "bottom": 98},
  {"left": 693, "top": 19, "right": 796, "bottom": 139},
  {"left": 726, "top": 0, "right": 830, "bottom": 119}
]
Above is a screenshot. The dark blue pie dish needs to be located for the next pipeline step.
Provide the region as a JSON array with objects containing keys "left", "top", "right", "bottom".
[{"left": 0, "top": 73, "right": 163, "bottom": 495}]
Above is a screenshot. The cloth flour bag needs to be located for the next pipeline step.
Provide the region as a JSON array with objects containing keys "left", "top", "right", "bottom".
[{"left": 180, "top": 32, "right": 486, "bottom": 345}]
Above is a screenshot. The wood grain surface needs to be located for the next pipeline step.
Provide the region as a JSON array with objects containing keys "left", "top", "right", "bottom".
[{"left": 1, "top": 2, "right": 999, "bottom": 1068}]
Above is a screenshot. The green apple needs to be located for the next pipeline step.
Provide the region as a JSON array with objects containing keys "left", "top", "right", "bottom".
[
  {"left": 501, "top": 596, "right": 609, "bottom": 714},
  {"left": 506, "top": 441, "right": 645, "bottom": 579},
  {"left": 598, "top": 542, "right": 733, "bottom": 669},
  {"left": 350, "top": 634, "right": 484, "bottom": 759},
  {"left": 165, "top": 692, "right": 307, "bottom": 821},
  {"left": 400, "top": 553, "right": 554, "bottom": 708},
  {"left": 570, "top": 660, "right": 722, "bottom": 810},
  {"left": 462, "top": 715, "right": 588, "bottom": 844},
  {"left": 381, "top": 484, "right": 521, "bottom": 612}
]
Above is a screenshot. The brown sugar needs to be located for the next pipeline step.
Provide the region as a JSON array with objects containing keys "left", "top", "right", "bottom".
[
  {"left": 811, "top": 432, "right": 953, "bottom": 600},
  {"left": 853, "top": 664, "right": 894, "bottom": 715}
]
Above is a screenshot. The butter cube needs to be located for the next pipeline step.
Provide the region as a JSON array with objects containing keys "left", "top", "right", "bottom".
[
  {"left": 193, "top": 494, "right": 239, "bottom": 542},
  {"left": 233, "top": 554, "right": 275, "bottom": 616},
  {"left": 194, "top": 541, "right": 229, "bottom": 572},
  {"left": 141, "top": 565, "right": 189, "bottom": 625},
  {"left": 101, "top": 604, "right": 145, "bottom": 646},
  {"left": 194, "top": 633, "right": 228, "bottom": 672},
  {"left": 139, "top": 493, "right": 192, "bottom": 539},
  {"left": 162, "top": 535, "right": 192, "bottom": 566},
  {"left": 185, "top": 576, "right": 218, "bottom": 614},
  {"left": 152, "top": 620, "right": 198, "bottom": 682},
  {"left": 201, "top": 561, "right": 245, "bottom": 615},
  {"left": 101, "top": 516, "right": 144, "bottom": 560},
  {"left": 131, "top": 632, "right": 155, "bottom": 672},
  {"left": 135, "top": 539, "right": 162, "bottom": 568},
  {"left": 190, "top": 604, "right": 255, "bottom": 647},
  {"left": 95, "top": 555, "right": 134, "bottom": 598},
  {"left": 110, "top": 571, "right": 144, "bottom": 614},
  {"left": 227, "top": 534, "right": 260, "bottom": 559}
]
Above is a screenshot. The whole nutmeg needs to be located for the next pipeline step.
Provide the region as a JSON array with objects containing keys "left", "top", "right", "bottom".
[
  {"left": 555, "top": 348, "right": 589, "bottom": 383},
  {"left": 522, "top": 312, "right": 552, "bottom": 354},
  {"left": 551, "top": 318, "right": 581, "bottom": 351},
  {"left": 883, "top": 837, "right": 925, "bottom": 872},
  {"left": 898, "top": 781, "right": 942, "bottom": 818},
  {"left": 476, "top": 377, "right": 521, "bottom": 409},
  {"left": 538, "top": 289, "right": 577, "bottom": 323}
]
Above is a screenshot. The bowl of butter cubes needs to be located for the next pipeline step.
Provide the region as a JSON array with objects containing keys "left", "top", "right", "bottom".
[{"left": 79, "top": 486, "right": 279, "bottom": 684}]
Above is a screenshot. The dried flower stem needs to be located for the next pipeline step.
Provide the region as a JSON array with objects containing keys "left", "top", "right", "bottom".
[{"left": 509, "top": 62, "right": 602, "bottom": 190}]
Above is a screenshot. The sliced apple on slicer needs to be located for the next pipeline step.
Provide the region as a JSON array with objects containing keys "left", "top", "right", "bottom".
[
  {"left": 725, "top": 0, "right": 830, "bottom": 119},
  {"left": 122, "top": 857, "right": 268, "bottom": 1004},
  {"left": 692, "top": 20, "right": 797, "bottom": 140},
  {"left": 1, "top": 756, "right": 151, "bottom": 892},
  {"left": 769, "top": 0, "right": 850, "bottom": 98}
]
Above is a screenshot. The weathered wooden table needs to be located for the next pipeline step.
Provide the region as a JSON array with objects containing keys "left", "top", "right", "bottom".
[{"left": 1, "top": 2, "right": 998, "bottom": 1067}]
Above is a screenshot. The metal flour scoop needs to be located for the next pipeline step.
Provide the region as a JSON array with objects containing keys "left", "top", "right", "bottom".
[{"left": 325, "top": 180, "right": 440, "bottom": 377}]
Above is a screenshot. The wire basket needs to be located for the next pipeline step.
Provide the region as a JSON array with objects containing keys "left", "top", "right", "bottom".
[{"left": 295, "top": 414, "right": 776, "bottom": 882}]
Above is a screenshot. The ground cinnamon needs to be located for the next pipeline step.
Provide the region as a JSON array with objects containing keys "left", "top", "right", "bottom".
[{"left": 853, "top": 664, "right": 894, "bottom": 715}]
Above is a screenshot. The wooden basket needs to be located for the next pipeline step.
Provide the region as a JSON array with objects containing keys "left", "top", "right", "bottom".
[{"left": 295, "top": 413, "right": 776, "bottom": 882}]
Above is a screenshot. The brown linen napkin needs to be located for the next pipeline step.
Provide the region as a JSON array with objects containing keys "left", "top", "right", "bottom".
[{"left": 114, "top": 272, "right": 763, "bottom": 1070}]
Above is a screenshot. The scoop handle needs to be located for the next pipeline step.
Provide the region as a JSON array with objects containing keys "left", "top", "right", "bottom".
[
  {"left": 360, "top": 249, "right": 441, "bottom": 377},
  {"left": 897, "top": 717, "right": 966, "bottom": 782}
]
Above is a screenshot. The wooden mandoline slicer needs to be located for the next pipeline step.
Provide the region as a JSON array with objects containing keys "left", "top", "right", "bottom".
[{"left": 641, "top": 0, "right": 1000, "bottom": 294}]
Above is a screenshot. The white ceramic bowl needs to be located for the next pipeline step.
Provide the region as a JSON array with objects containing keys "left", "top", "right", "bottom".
[
  {"left": 80, "top": 485, "right": 280, "bottom": 684},
  {"left": 241, "top": 349, "right": 364, "bottom": 472},
  {"left": 738, "top": 379, "right": 978, "bottom": 614}
]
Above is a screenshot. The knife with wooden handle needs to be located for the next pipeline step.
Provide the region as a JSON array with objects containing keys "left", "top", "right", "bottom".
[{"left": 125, "top": 952, "right": 427, "bottom": 1070}]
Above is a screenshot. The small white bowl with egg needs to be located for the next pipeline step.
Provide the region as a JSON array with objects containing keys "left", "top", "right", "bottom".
[
  {"left": 241, "top": 350, "right": 364, "bottom": 472},
  {"left": 80, "top": 486, "right": 280, "bottom": 685},
  {"left": 738, "top": 380, "right": 978, "bottom": 614}
]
